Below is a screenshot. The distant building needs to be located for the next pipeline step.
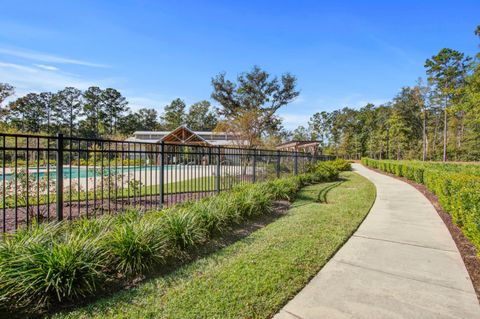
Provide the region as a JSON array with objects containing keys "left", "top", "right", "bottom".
[
  {"left": 125, "top": 125, "right": 245, "bottom": 147},
  {"left": 275, "top": 140, "right": 320, "bottom": 154}
]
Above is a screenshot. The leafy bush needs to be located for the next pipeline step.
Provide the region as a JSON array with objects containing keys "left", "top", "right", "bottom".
[
  {"left": 105, "top": 216, "right": 170, "bottom": 275},
  {"left": 312, "top": 162, "right": 339, "bottom": 182},
  {"left": 187, "top": 199, "right": 228, "bottom": 234},
  {"left": 0, "top": 224, "right": 107, "bottom": 310},
  {"left": 0, "top": 160, "right": 342, "bottom": 313},
  {"left": 327, "top": 158, "right": 352, "bottom": 172},
  {"left": 263, "top": 178, "right": 301, "bottom": 201},
  {"left": 162, "top": 210, "right": 207, "bottom": 249},
  {"left": 362, "top": 158, "right": 480, "bottom": 252},
  {"left": 233, "top": 185, "right": 272, "bottom": 218}
]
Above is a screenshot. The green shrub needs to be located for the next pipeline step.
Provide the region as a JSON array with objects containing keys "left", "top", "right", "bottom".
[
  {"left": 162, "top": 210, "right": 207, "bottom": 249},
  {"left": 312, "top": 163, "right": 339, "bottom": 182},
  {"left": 0, "top": 225, "right": 106, "bottom": 310},
  {"left": 264, "top": 178, "right": 301, "bottom": 201},
  {"left": 104, "top": 217, "right": 170, "bottom": 276},
  {"left": 209, "top": 192, "right": 244, "bottom": 225},
  {"left": 327, "top": 158, "right": 352, "bottom": 171},
  {"left": 187, "top": 199, "right": 227, "bottom": 235},
  {"left": 233, "top": 185, "right": 272, "bottom": 218}
]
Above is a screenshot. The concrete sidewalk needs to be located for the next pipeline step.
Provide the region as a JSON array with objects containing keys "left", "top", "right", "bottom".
[{"left": 274, "top": 164, "right": 479, "bottom": 319}]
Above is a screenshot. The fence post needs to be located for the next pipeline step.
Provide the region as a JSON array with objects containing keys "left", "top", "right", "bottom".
[
  {"left": 160, "top": 141, "right": 165, "bottom": 206},
  {"left": 294, "top": 151, "right": 298, "bottom": 175},
  {"left": 276, "top": 150, "right": 281, "bottom": 178},
  {"left": 252, "top": 149, "right": 257, "bottom": 183},
  {"left": 56, "top": 133, "right": 64, "bottom": 221},
  {"left": 215, "top": 146, "right": 221, "bottom": 193}
]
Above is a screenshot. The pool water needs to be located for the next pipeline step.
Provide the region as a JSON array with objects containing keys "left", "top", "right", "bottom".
[{"left": 0, "top": 165, "right": 174, "bottom": 180}]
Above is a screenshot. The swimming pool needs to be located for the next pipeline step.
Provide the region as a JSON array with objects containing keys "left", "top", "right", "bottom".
[{"left": 0, "top": 165, "right": 175, "bottom": 180}]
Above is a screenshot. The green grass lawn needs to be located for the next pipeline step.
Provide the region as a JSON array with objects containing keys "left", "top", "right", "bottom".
[{"left": 50, "top": 171, "right": 375, "bottom": 319}]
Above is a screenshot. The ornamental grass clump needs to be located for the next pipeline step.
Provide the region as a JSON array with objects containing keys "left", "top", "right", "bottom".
[
  {"left": 232, "top": 185, "right": 272, "bottom": 218},
  {"left": 188, "top": 198, "right": 229, "bottom": 235},
  {"left": 104, "top": 216, "right": 170, "bottom": 276},
  {"left": 162, "top": 210, "right": 207, "bottom": 250},
  {"left": 264, "top": 178, "right": 302, "bottom": 201},
  {"left": 209, "top": 191, "right": 245, "bottom": 224},
  {"left": 0, "top": 223, "right": 107, "bottom": 311}
]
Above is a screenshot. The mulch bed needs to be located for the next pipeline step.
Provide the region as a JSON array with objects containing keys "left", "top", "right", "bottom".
[
  {"left": 366, "top": 166, "right": 480, "bottom": 301},
  {"left": 1, "top": 191, "right": 215, "bottom": 233}
]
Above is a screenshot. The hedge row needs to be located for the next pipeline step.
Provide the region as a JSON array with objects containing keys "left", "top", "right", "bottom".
[
  {"left": 0, "top": 160, "right": 344, "bottom": 314},
  {"left": 362, "top": 158, "right": 480, "bottom": 251}
]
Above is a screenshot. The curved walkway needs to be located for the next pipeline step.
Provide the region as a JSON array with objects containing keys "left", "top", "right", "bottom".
[{"left": 274, "top": 164, "right": 479, "bottom": 319}]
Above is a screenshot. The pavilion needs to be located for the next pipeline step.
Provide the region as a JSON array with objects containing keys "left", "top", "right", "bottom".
[{"left": 275, "top": 140, "right": 320, "bottom": 154}]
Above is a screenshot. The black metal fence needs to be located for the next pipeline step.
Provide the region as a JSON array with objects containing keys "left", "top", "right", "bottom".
[{"left": 0, "top": 133, "right": 335, "bottom": 232}]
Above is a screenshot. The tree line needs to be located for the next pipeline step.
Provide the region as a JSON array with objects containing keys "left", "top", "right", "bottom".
[
  {"left": 293, "top": 25, "right": 480, "bottom": 161},
  {"left": 0, "top": 85, "right": 218, "bottom": 139},
  {"left": 0, "top": 66, "right": 300, "bottom": 149}
]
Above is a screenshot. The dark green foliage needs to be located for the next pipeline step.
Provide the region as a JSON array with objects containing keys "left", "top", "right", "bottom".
[
  {"left": 185, "top": 100, "right": 218, "bottom": 131},
  {"left": 0, "top": 224, "right": 107, "bottom": 310},
  {"left": 105, "top": 217, "right": 170, "bottom": 275},
  {"left": 162, "top": 210, "right": 207, "bottom": 249},
  {"left": 362, "top": 158, "right": 480, "bottom": 251},
  {"left": 263, "top": 178, "right": 302, "bottom": 201},
  {"left": 211, "top": 65, "right": 300, "bottom": 147},
  {"left": 0, "top": 160, "right": 340, "bottom": 313},
  {"left": 325, "top": 158, "right": 351, "bottom": 172},
  {"left": 161, "top": 98, "right": 186, "bottom": 130},
  {"left": 312, "top": 162, "right": 340, "bottom": 181}
]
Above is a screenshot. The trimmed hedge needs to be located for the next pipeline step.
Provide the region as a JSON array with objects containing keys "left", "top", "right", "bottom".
[
  {"left": 0, "top": 161, "right": 340, "bottom": 314},
  {"left": 362, "top": 158, "right": 480, "bottom": 251}
]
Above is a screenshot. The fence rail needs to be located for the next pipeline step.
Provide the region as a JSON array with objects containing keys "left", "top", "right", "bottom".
[{"left": 0, "top": 133, "right": 335, "bottom": 232}]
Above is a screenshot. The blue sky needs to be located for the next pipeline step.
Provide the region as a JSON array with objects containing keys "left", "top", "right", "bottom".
[{"left": 1, "top": 1, "right": 479, "bottom": 129}]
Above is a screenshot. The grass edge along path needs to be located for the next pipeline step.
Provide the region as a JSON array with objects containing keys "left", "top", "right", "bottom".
[{"left": 51, "top": 171, "right": 375, "bottom": 319}]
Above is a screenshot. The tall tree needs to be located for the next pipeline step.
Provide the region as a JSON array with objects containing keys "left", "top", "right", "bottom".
[
  {"left": 101, "top": 88, "right": 129, "bottom": 135},
  {"left": 425, "top": 48, "right": 471, "bottom": 161},
  {"left": 0, "top": 83, "right": 14, "bottom": 106},
  {"left": 53, "top": 87, "right": 83, "bottom": 136},
  {"left": 291, "top": 125, "right": 310, "bottom": 140},
  {"left": 161, "top": 98, "right": 186, "bottom": 130},
  {"left": 413, "top": 79, "right": 430, "bottom": 161},
  {"left": 475, "top": 25, "right": 480, "bottom": 55},
  {"left": 211, "top": 66, "right": 299, "bottom": 147},
  {"left": 118, "top": 108, "right": 161, "bottom": 135},
  {"left": 455, "top": 26, "right": 480, "bottom": 159},
  {"left": 185, "top": 100, "right": 217, "bottom": 131},
  {"left": 308, "top": 111, "right": 331, "bottom": 147},
  {"left": 135, "top": 108, "right": 161, "bottom": 131},
  {"left": 388, "top": 109, "right": 411, "bottom": 160},
  {"left": 8, "top": 93, "right": 47, "bottom": 132},
  {"left": 0, "top": 83, "right": 15, "bottom": 121},
  {"left": 373, "top": 105, "right": 391, "bottom": 159},
  {"left": 82, "top": 86, "right": 104, "bottom": 138},
  {"left": 39, "top": 92, "right": 55, "bottom": 134}
]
